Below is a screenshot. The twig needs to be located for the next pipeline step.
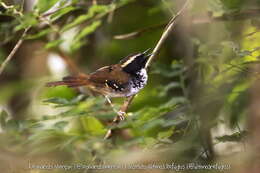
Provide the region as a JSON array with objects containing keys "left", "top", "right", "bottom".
[
  {"left": 20, "top": 0, "right": 25, "bottom": 13},
  {"left": 0, "top": 2, "right": 23, "bottom": 17},
  {"left": 244, "top": 29, "right": 260, "bottom": 37},
  {"left": 104, "top": 0, "right": 190, "bottom": 139},
  {"left": 0, "top": 28, "right": 29, "bottom": 76},
  {"left": 107, "top": 0, "right": 116, "bottom": 23},
  {"left": 146, "top": 0, "right": 189, "bottom": 68}
]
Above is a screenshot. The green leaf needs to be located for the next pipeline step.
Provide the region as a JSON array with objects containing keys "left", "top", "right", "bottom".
[
  {"left": 43, "top": 95, "right": 86, "bottom": 108},
  {"left": 70, "top": 40, "right": 86, "bottom": 53},
  {"left": 152, "top": 63, "right": 184, "bottom": 78},
  {"left": 141, "top": 119, "right": 165, "bottom": 137},
  {"left": 75, "top": 21, "right": 101, "bottom": 42},
  {"left": 158, "top": 82, "right": 181, "bottom": 97},
  {"left": 158, "top": 128, "right": 174, "bottom": 139},
  {"left": 163, "top": 118, "right": 188, "bottom": 128},
  {"left": 25, "top": 28, "right": 51, "bottom": 40},
  {"left": 15, "top": 13, "right": 37, "bottom": 31},
  {"left": 142, "top": 137, "right": 157, "bottom": 147},
  {"left": 61, "top": 5, "right": 108, "bottom": 32},
  {"left": 71, "top": 20, "right": 101, "bottom": 51},
  {"left": 220, "top": 0, "right": 245, "bottom": 10},
  {"left": 43, "top": 97, "right": 69, "bottom": 105},
  {"left": 134, "top": 98, "right": 182, "bottom": 128},
  {"left": 45, "top": 39, "right": 63, "bottom": 49},
  {"left": 50, "top": 6, "right": 77, "bottom": 21},
  {"left": 80, "top": 116, "right": 106, "bottom": 135},
  {"left": 36, "top": 0, "right": 60, "bottom": 13},
  {"left": 43, "top": 86, "right": 77, "bottom": 100}
]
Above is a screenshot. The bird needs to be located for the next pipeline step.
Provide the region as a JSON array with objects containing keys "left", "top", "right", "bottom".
[{"left": 46, "top": 49, "right": 151, "bottom": 120}]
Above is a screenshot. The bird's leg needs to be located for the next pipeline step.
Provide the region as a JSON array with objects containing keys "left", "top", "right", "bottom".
[
  {"left": 104, "top": 95, "right": 117, "bottom": 112},
  {"left": 104, "top": 96, "right": 125, "bottom": 122}
]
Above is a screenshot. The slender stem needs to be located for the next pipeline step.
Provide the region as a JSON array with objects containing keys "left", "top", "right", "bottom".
[
  {"left": 123, "top": 0, "right": 190, "bottom": 112},
  {"left": 146, "top": 0, "right": 190, "bottom": 69},
  {"left": 0, "top": 2, "right": 23, "bottom": 17},
  {"left": 0, "top": 28, "right": 29, "bottom": 76}
]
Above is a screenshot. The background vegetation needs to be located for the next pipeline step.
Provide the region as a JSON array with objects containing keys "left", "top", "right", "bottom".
[{"left": 0, "top": 0, "right": 260, "bottom": 172}]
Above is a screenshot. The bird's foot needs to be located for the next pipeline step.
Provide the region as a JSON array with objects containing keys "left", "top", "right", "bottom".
[{"left": 113, "top": 111, "right": 126, "bottom": 123}]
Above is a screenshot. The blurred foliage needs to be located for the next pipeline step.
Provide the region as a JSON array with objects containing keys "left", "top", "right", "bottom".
[{"left": 0, "top": 0, "right": 260, "bottom": 172}]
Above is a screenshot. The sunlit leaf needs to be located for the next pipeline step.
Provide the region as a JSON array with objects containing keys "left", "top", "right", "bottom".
[
  {"left": 61, "top": 5, "right": 108, "bottom": 32},
  {"left": 43, "top": 86, "right": 77, "bottom": 100},
  {"left": 75, "top": 21, "right": 101, "bottom": 42},
  {"left": 25, "top": 28, "right": 51, "bottom": 40},
  {"left": 50, "top": 6, "right": 77, "bottom": 21},
  {"left": 71, "top": 20, "right": 101, "bottom": 51},
  {"left": 44, "top": 97, "right": 69, "bottom": 105},
  {"left": 15, "top": 13, "right": 37, "bottom": 31},
  {"left": 158, "top": 128, "right": 174, "bottom": 139},
  {"left": 45, "top": 39, "right": 63, "bottom": 49},
  {"left": 142, "top": 137, "right": 157, "bottom": 147},
  {"left": 36, "top": 0, "right": 60, "bottom": 13}
]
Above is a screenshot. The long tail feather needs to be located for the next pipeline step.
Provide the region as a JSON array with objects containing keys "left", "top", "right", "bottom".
[{"left": 46, "top": 75, "right": 89, "bottom": 88}]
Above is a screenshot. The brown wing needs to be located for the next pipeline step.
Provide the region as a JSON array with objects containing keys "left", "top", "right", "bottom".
[{"left": 89, "top": 65, "right": 130, "bottom": 86}]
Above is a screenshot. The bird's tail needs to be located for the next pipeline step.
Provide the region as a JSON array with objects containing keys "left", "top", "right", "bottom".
[{"left": 46, "top": 75, "right": 89, "bottom": 88}]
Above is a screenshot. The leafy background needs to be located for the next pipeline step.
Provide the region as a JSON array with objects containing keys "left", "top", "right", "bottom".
[{"left": 0, "top": 0, "right": 260, "bottom": 172}]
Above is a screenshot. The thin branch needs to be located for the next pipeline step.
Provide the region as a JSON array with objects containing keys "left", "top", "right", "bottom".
[
  {"left": 107, "top": 0, "right": 116, "bottom": 23},
  {"left": 104, "top": 0, "right": 190, "bottom": 139},
  {"left": 146, "top": 0, "right": 189, "bottom": 69},
  {"left": 20, "top": 0, "right": 25, "bottom": 13},
  {"left": 0, "top": 2, "right": 23, "bottom": 17},
  {"left": 0, "top": 28, "right": 29, "bottom": 76},
  {"left": 244, "top": 29, "right": 260, "bottom": 37}
]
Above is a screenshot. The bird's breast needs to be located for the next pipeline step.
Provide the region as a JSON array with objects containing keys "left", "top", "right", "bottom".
[
  {"left": 126, "top": 68, "right": 148, "bottom": 97},
  {"left": 104, "top": 68, "right": 148, "bottom": 98}
]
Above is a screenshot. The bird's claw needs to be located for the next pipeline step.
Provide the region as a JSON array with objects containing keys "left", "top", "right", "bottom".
[{"left": 113, "top": 111, "right": 126, "bottom": 123}]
